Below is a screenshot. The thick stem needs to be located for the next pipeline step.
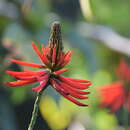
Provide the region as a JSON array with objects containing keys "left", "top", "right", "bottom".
[{"left": 27, "top": 91, "right": 42, "bottom": 130}]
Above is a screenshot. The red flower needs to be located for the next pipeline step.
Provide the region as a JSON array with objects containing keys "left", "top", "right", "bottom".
[
  {"left": 98, "top": 59, "right": 130, "bottom": 112},
  {"left": 6, "top": 42, "right": 91, "bottom": 106}
]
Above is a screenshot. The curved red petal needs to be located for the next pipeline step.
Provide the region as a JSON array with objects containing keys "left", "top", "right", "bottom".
[
  {"left": 11, "top": 59, "right": 44, "bottom": 68},
  {"left": 60, "top": 92, "right": 88, "bottom": 106},
  {"left": 14, "top": 76, "right": 36, "bottom": 80},
  {"left": 61, "top": 51, "right": 72, "bottom": 66},
  {"left": 50, "top": 80, "right": 69, "bottom": 95},
  {"left": 51, "top": 80, "right": 88, "bottom": 106},
  {"left": 6, "top": 70, "right": 46, "bottom": 77},
  {"left": 59, "top": 81, "right": 90, "bottom": 95},
  {"left": 32, "top": 42, "right": 50, "bottom": 66},
  {"left": 60, "top": 82, "right": 88, "bottom": 99},
  {"left": 32, "top": 80, "right": 48, "bottom": 92},
  {"left": 59, "top": 76, "right": 91, "bottom": 89},
  {"left": 32, "top": 42, "right": 43, "bottom": 58},
  {"left": 5, "top": 79, "right": 36, "bottom": 87},
  {"left": 61, "top": 76, "right": 91, "bottom": 83}
]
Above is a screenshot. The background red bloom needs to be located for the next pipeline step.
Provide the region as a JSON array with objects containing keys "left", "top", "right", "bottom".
[{"left": 98, "top": 59, "right": 130, "bottom": 112}]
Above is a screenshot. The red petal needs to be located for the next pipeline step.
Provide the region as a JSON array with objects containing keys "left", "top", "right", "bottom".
[
  {"left": 52, "top": 47, "right": 56, "bottom": 64},
  {"left": 32, "top": 42, "right": 50, "bottom": 65},
  {"left": 51, "top": 80, "right": 88, "bottom": 106},
  {"left": 44, "top": 46, "right": 50, "bottom": 57},
  {"left": 32, "top": 42, "right": 43, "bottom": 59},
  {"left": 56, "top": 51, "right": 64, "bottom": 66},
  {"left": 41, "top": 55, "right": 50, "bottom": 65},
  {"left": 59, "top": 76, "right": 91, "bottom": 89},
  {"left": 6, "top": 70, "right": 32, "bottom": 76},
  {"left": 36, "top": 74, "right": 49, "bottom": 82},
  {"left": 32, "top": 80, "right": 48, "bottom": 92},
  {"left": 41, "top": 46, "right": 50, "bottom": 65},
  {"left": 6, "top": 70, "right": 46, "bottom": 77},
  {"left": 50, "top": 80, "right": 69, "bottom": 95},
  {"left": 60, "top": 92, "right": 88, "bottom": 106},
  {"left": 14, "top": 75, "right": 36, "bottom": 80},
  {"left": 41, "top": 44, "right": 45, "bottom": 53},
  {"left": 63, "top": 51, "right": 71, "bottom": 59},
  {"left": 62, "top": 77, "right": 91, "bottom": 83},
  {"left": 59, "top": 82, "right": 88, "bottom": 99},
  {"left": 61, "top": 51, "right": 72, "bottom": 66},
  {"left": 59, "top": 81, "right": 90, "bottom": 95},
  {"left": 11, "top": 59, "right": 44, "bottom": 68},
  {"left": 5, "top": 79, "right": 36, "bottom": 87},
  {"left": 54, "top": 68, "right": 68, "bottom": 75}
]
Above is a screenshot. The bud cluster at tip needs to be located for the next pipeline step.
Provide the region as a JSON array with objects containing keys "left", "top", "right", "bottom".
[{"left": 49, "top": 21, "right": 63, "bottom": 51}]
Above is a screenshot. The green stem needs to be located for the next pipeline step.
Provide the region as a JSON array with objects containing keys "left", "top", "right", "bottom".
[
  {"left": 27, "top": 91, "right": 42, "bottom": 130},
  {"left": 123, "top": 104, "right": 129, "bottom": 129}
]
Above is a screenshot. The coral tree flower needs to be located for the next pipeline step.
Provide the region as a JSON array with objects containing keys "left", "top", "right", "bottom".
[
  {"left": 5, "top": 22, "right": 91, "bottom": 107},
  {"left": 98, "top": 59, "right": 130, "bottom": 112}
]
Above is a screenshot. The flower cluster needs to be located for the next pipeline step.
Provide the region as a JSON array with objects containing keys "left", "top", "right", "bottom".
[
  {"left": 98, "top": 59, "right": 130, "bottom": 112},
  {"left": 6, "top": 42, "right": 91, "bottom": 106}
]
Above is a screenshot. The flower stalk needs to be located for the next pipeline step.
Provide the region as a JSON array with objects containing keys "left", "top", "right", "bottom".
[
  {"left": 27, "top": 22, "right": 63, "bottom": 130},
  {"left": 123, "top": 104, "right": 129, "bottom": 129},
  {"left": 27, "top": 91, "right": 42, "bottom": 130}
]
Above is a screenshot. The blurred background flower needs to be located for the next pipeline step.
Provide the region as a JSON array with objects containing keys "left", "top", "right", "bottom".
[{"left": 1, "top": 0, "right": 130, "bottom": 130}]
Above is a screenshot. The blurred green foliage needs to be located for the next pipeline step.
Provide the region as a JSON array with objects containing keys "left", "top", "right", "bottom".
[{"left": 91, "top": 0, "right": 130, "bottom": 35}]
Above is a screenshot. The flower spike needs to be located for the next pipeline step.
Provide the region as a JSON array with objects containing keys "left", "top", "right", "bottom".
[{"left": 6, "top": 21, "right": 91, "bottom": 107}]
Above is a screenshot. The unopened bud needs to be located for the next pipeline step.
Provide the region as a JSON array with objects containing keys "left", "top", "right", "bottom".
[{"left": 49, "top": 21, "right": 63, "bottom": 51}]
